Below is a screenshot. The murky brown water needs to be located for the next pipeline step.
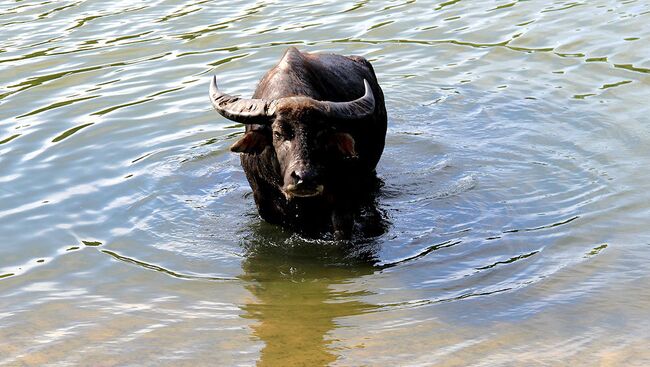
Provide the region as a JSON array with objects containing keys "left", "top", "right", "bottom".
[{"left": 1, "top": 1, "right": 650, "bottom": 366}]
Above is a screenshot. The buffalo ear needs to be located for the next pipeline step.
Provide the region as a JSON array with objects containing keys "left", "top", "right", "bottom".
[
  {"left": 330, "top": 132, "right": 357, "bottom": 158},
  {"left": 230, "top": 131, "right": 269, "bottom": 154}
]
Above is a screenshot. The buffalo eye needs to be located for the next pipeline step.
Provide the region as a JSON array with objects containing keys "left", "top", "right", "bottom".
[{"left": 273, "top": 126, "right": 294, "bottom": 141}]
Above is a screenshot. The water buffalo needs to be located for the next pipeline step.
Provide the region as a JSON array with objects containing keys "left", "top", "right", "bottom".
[{"left": 209, "top": 47, "right": 387, "bottom": 239}]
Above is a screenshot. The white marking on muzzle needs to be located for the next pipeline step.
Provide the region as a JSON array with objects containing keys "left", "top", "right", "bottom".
[{"left": 283, "top": 184, "right": 324, "bottom": 200}]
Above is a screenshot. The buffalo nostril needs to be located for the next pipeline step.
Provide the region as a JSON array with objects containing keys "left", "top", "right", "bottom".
[
  {"left": 291, "top": 170, "right": 302, "bottom": 182},
  {"left": 291, "top": 169, "right": 318, "bottom": 186}
]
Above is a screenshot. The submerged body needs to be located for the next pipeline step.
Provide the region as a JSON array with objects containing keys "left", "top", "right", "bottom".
[{"left": 210, "top": 47, "right": 387, "bottom": 238}]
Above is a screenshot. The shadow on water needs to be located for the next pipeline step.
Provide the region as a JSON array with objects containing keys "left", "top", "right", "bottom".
[{"left": 237, "top": 221, "right": 385, "bottom": 366}]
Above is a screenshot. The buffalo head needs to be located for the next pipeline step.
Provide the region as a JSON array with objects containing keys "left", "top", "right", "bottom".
[{"left": 209, "top": 76, "right": 375, "bottom": 199}]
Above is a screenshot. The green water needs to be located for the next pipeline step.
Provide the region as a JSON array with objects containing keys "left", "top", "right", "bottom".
[{"left": 1, "top": 1, "right": 650, "bottom": 366}]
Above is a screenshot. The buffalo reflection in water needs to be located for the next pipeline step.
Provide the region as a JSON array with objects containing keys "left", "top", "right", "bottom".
[{"left": 237, "top": 200, "right": 389, "bottom": 366}]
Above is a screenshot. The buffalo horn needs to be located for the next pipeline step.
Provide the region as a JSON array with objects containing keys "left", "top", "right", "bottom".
[
  {"left": 319, "top": 79, "right": 375, "bottom": 120},
  {"left": 209, "top": 76, "right": 276, "bottom": 124}
]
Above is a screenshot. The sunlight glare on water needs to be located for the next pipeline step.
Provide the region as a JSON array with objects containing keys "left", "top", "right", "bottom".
[{"left": 1, "top": 0, "right": 650, "bottom": 366}]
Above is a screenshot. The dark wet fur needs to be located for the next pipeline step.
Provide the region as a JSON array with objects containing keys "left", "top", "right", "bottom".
[{"left": 236, "top": 47, "right": 388, "bottom": 239}]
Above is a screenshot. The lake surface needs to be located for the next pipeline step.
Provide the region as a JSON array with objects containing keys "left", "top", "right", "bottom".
[{"left": 1, "top": 1, "right": 650, "bottom": 365}]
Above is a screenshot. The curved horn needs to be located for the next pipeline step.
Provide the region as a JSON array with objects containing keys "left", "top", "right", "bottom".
[
  {"left": 209, "top": 76, "right": 276, "bottom": 124},
  {"left": 320, "top": 79, "right": 375, "bottom": 120}
]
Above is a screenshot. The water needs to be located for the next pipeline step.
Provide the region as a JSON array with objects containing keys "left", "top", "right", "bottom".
[{"left": 1, "top": 0, "right": 650, "bottom": 365}]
